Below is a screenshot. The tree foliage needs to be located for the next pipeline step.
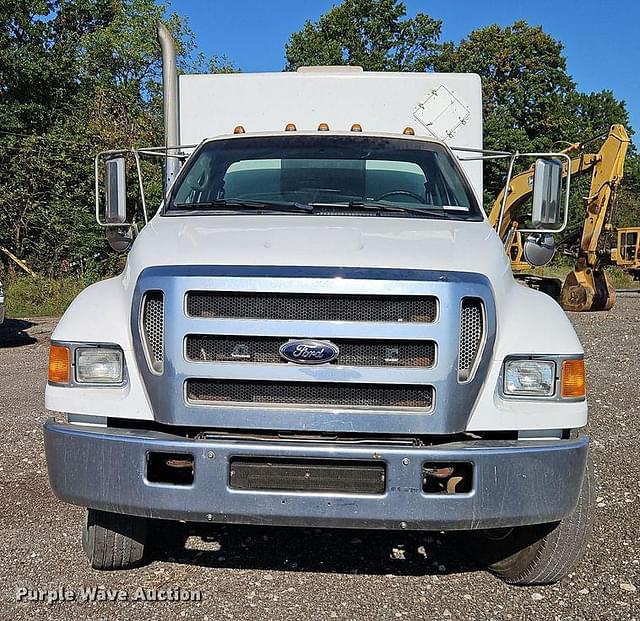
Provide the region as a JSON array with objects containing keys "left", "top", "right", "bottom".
[
  {"left": 285, "top": 0, "right": 442, "bottom": 71},
  {"left": 0, "top": 0, "right": 231, "bottom": 276}
]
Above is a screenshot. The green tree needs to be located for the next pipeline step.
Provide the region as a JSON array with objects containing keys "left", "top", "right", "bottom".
[
  {"left": 0, "top": 0, "right": 231, "bottom": 276},
  {"left": 285, "top": 0, "right": 442, "bottom": 71}
]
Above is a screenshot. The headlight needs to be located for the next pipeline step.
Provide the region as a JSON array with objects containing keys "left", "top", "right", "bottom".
[
  {"left": 75, "top": 347, "right": 123, "bottom": 384},
  {"left": 504, "top": 359, "right": 555, "bottom": 396}
]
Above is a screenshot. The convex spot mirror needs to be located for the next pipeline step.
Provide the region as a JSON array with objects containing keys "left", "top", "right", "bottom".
[
  {"left": 532, "top": 158, "right": 563, "bottom": 229},
  {"left": 523, "top": 232, "right": 556, "bottom": 267},
  {"left": 104, "top": 156, "right": 127, "bottom": 224},
  {"left": 106, "top": 225, "right": 136, "bottom": 253}
]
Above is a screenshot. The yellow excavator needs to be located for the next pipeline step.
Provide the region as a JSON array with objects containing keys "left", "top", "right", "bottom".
[{"left": 489, "top": 124, "right": 636, "bottom": 311}]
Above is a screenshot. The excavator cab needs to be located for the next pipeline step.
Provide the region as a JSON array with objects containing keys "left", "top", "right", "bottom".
[{"left": 613, "top": 228, "right": 640, "bottom": 280}]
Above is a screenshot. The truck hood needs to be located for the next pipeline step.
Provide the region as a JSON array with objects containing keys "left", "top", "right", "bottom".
[{"left": 126, "top": 214, "right": 513, "bottom": 287}]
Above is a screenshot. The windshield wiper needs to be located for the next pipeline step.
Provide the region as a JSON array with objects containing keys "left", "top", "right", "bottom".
[
  {"left": 312, "top": 201, "right": 452, "bottom": 219},
  {"left": 172, "top": 199, "right": 314, "bottom": 213}
]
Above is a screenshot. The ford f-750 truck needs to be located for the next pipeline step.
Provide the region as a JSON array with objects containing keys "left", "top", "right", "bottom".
[{"left": 43, "top": 24, "right": 591, "bottom": 585}]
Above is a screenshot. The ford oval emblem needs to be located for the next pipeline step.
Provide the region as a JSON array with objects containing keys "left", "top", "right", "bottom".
[{"left": 279, "top": 339, "right": 340, "bottom": 365}]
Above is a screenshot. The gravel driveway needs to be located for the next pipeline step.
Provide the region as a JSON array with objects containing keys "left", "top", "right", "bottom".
[{"left": 0, "top": 299, "right": 638, "bottom": 620}]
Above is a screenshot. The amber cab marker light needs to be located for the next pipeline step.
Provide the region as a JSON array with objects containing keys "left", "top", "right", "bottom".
[
  {"left": 317, "top": 122, "right": 330, "bottom": 131},
  {"left": 403, "top": 127, "right": 415, "bottom": 135},
  {"left": 561, "top": 358, "right": 586, "bottom": 399},
  {"left": 233, "top": 125, "right": 245, "bottom": 134},
  {"left": 48, "top": 345, "right": 71, "bottom": 384},
  {"left": 284, "top": 123, "right": 297, "bottom": 131},
  {"left": 350, "top": 123, "right": 363, "bottom": 132}
]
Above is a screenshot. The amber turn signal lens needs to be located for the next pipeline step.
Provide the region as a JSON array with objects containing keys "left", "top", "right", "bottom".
[
  {"left": 561, "top": 358, "right": 585, "bottom": 399},
  {"left": 48, "top": 345, "right": 70, "bottom": 384}
]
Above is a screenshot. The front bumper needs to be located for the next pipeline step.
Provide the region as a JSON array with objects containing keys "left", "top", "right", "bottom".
[{"left": 44, "top": 419, "right": 588, "bottom": 531}]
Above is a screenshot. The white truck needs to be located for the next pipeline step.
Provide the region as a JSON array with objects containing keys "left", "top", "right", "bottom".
[{"left": 43, "top": 24, "right": 591, "bottom": 585}]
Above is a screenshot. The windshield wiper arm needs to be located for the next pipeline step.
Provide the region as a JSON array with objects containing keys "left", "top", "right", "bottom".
[
  {"left": 172, "top": 199, "right": 314, "bottom": 213},
  {"left": 315, "top": 201, "right": 452, "bottom": 219}
]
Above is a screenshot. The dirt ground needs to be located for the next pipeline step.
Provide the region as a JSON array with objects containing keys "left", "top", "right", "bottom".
[{"left": 0, "top": 299, "right": 638, "bottom": 620}]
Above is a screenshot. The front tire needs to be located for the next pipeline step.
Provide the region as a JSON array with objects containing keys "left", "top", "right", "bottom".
[
  {"left": 82, "top": 509, "right": 148, "bottom": 570},
  {"left": 475, "top": 459, "right": 593, "bottom": 585}
]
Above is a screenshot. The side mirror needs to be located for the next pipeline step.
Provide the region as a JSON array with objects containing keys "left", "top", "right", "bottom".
[
  {"left": 531, "top": 158, "right": 563, "bottom": 228},
  {"left": 104, "top": 157, "right": 127, "bottom": 224}
]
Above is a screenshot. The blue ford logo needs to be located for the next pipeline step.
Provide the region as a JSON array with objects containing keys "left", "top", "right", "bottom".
[{"left": 279, "top": 339, "right": 339, "bottom": 365}]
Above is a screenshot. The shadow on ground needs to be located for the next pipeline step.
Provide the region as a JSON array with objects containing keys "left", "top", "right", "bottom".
[
  {"left": 0, "top": 318, "right": 37, "bottom": 348},
  {"left": 151, "top": 521, "right": 481, "bottom": 578}
]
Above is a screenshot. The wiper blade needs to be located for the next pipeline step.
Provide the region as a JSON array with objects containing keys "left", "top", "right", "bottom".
[
  {"left": 172, "top": 199, "right": 314, "bottom": 213},
  {"left": 312, "top": 201, "right": 451, "bottom": 219}
]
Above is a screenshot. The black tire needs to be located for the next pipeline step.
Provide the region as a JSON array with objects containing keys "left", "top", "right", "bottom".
[
  {"left": 473, "top": 459, "right": 593, "bottom": 586},
  {"left": 82, "top": 509, "right": 148, "bottom": 570}
]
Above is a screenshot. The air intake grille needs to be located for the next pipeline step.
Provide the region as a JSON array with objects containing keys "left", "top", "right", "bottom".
[
  {"left": 229, "top": 458, "right": 386, "bottom": 494},
  {"left": 186, "top": 291, "right": 437, "bottom": 323},
  {"left": 186, "top": 379, "right": 433, "bottom": 410},
  {"left": 458, "top": 298, "right": 484, "bottom": 381},
  {"left": 185, "top": 335, "right": 436, "bottom": 368},
  {"left": 142, "top": 291, "right": 164, "bottom": 373}
]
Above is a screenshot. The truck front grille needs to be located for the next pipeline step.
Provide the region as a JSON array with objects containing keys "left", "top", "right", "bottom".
[
  {"left": 133, "top": 267, "right": 495, "bottom": 432},
  {"left": 458, "top": 298, "right": 484, "bottom": 382},
  {"left": 186, "top": 291, "right": 437, "bottom": 323},
  {"left": 186, "top": 379, "right": 434, "bottom": 410},
  {"left": 185, "top": 335, "right": 436, "bottom": 368}
]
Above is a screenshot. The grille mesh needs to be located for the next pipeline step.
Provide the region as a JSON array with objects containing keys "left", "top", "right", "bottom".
[
  {"left": 185, "top": 335, "right": 436, "bottom": 368},
  {"left": 458, "top": 298, "right": 484, "bottom": 381},
  {"left": 186, "top": 379, "right": 433, "bottom": 410},
  {"left": 142, "top": 291, "right": 164, "bottom": 373},
  {"left": 186, "top": 291, "right": 437, "bottom": 323},
  {"left": 229, "top": 459, "right": 386, "bottom": 494}
]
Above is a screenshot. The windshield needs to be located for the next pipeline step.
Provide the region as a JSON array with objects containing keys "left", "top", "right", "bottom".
[{"left": 168, "top": 134, "right": 482, "bottom": 220}]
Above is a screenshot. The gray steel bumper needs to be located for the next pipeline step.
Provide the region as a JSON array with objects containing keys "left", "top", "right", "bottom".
[{"left": 44, "top": 419, "right": 589, "bottom": 531}]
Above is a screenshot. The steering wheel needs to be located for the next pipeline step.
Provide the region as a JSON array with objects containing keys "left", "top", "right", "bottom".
[{"left": 375, "top": 190, "right": 427, "bottom": 204}]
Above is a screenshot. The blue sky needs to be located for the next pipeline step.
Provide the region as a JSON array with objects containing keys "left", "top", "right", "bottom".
[{"left": 168, "top": 0, "right": 640, "bottom": 136}]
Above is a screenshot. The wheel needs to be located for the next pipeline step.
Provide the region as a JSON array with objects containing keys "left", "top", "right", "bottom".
[
  {"left": 472, "top": 459, "right": 593, "bottom": 585},
  {"left": 82, "top": 508, "right": 148, "bottom": 570}
]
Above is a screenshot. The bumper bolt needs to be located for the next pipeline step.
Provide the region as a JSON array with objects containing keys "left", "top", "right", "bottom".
[
  {"left": 207, "top": 451, "right": 215, "bottom": 459},
  {"left": 207, "top": 514, "right": 213, "bottom": 521},
  {"left": 402, "top": 457, "right": 410, "bottom": 466},
  {"left": 400, "top": 521, "right": 408, "bottom": 529}
]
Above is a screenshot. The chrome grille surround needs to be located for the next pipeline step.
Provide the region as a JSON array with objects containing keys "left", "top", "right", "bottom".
[{"left": 131, "top": 266, "right": 496, "bottom": 435}]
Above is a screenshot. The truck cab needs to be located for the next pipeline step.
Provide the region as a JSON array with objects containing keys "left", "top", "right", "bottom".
[{"left": 43, "top": 27, "right": 591, "bottom": 585}]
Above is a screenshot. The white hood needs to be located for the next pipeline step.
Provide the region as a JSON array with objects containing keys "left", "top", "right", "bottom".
[{"left": 125, "top": 214, "right": 513, "bottom": 292}]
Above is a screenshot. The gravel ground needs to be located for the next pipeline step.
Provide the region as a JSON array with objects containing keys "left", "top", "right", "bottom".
[{"left": 0, "top": 300, "right": 638, "bottom": 621}]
